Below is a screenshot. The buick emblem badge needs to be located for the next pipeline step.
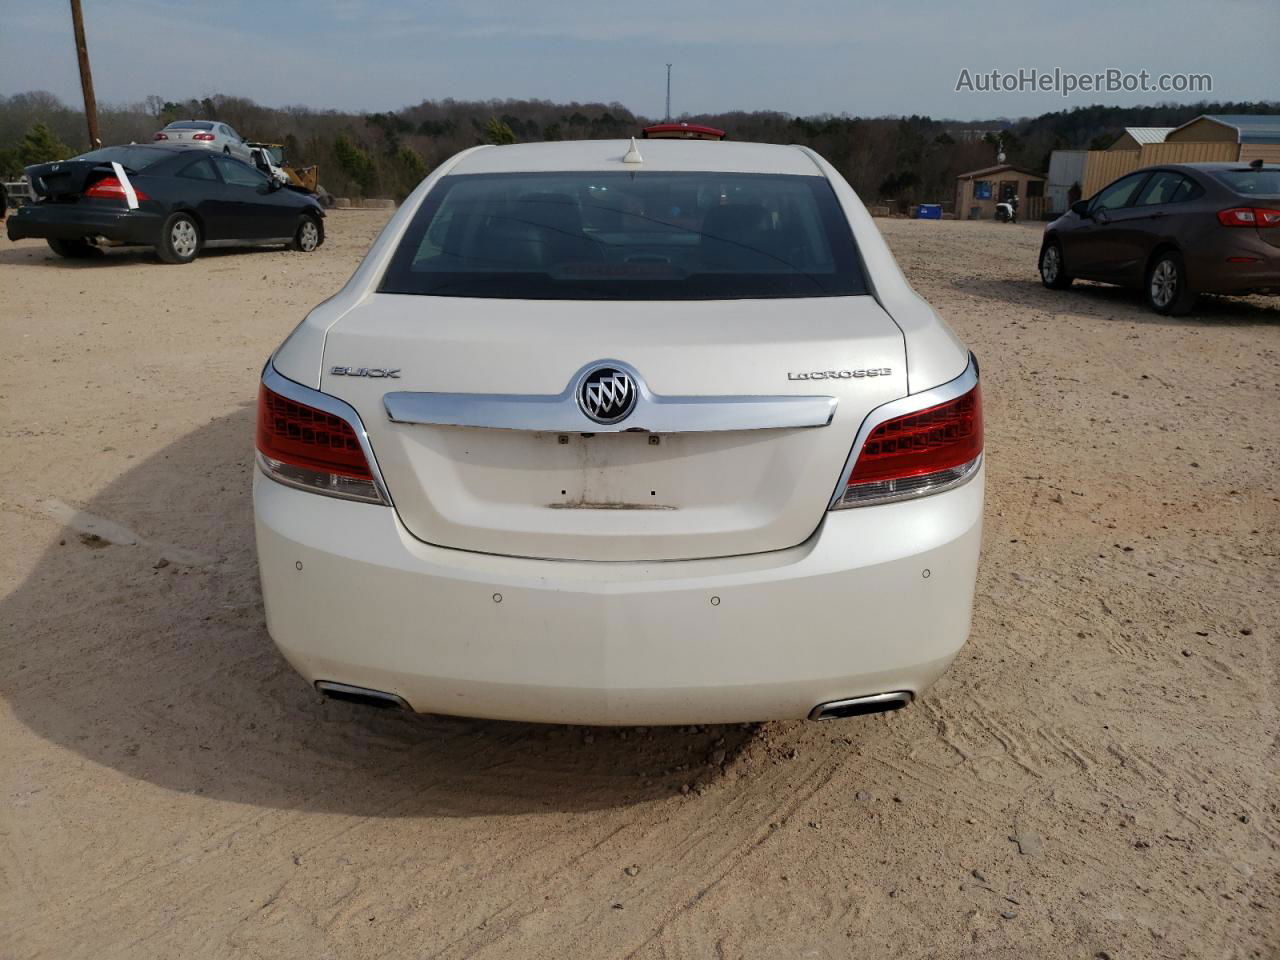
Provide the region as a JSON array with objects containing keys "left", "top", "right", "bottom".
[{"left": 578, "top": 367, "right": 637, "bottom": 425}]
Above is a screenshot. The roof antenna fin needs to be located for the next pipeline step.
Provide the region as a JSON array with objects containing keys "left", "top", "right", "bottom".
[{"left": 622, "top": 137, "right": 644, "bottom": 165}]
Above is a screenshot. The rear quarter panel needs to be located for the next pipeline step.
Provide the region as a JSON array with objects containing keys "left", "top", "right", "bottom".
[
  {"left": 797, "top": 148, "right": 968, "bottom": 394},
  {"left": 272, "top": 146, "right": 490, "bottom": 387}
]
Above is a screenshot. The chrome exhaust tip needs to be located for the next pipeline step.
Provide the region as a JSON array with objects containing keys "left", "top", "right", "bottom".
[
  {"left": 808, "top": 691, "right": 913, "bottom": 722},
  {"left": 315, "top": 681, "right": 411, "bottom": 711}
]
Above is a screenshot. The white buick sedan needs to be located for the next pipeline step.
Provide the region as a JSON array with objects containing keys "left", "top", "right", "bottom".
[{"left": 253, "top": 138, "right": 984, "bottom": 726}]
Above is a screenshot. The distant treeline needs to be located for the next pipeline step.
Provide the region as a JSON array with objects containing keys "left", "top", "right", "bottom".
[{"left": 1, "top": 91, "right": 1275, "bottom": 205}]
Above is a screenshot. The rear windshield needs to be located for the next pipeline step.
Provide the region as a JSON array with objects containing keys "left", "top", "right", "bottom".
[
  {"left": 379, "top": 171, "right": 867, "bottom": 300},
  {"left": 165, "top": 121, "right": 214, "bottom": 131},
  {"left": 74, "top": 146, "right": 172, "bottom": 171},
  {"left": 1213, "top": 169, "right": 1280, "bottom": 195}
]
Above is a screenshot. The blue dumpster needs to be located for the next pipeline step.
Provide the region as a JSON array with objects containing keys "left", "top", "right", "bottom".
[{"left": 916, "top": 204, "right": 942, "bottom": 220}]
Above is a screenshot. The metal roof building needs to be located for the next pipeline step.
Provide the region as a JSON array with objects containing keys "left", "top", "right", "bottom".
[
  {"left": 1170, "top": 114, "right": 1280, "bottom": 144},
  {"left": 1167, "top": 115, "right": 1280, "bottom": 164},
  {"left": 1108, "top": 127, "right": 1174, "bottom": 151},
  {"left": 1046, "top": 150, "right": 1088, "bottom": 214},
  {"left": 1082, "top": 113, "right": 1280, "bottom": 196}
]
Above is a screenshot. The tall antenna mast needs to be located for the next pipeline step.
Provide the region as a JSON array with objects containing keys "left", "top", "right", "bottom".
[{"left": 665, "top": 63, "right": 672, "bottom": 122}]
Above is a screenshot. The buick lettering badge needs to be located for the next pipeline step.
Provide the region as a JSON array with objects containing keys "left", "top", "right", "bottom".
[{"left": 787, "top": 367, "right": 892, "bottom": 380}]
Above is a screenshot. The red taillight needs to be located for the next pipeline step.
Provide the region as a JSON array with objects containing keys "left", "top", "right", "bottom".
[
  {"left": 1218, "top": 207, "right": 1280, "bottom": 228},
  {"left": 84, "top": 176, "right": 151, "bottom": 203},
  {"left": 153, "top": 132, "right": 168, "bottom": 140},
  {"left": 256, "top": 384, "right": 386, "bottom": 504},
  {"left": 258, "top": 384, "right": 371, "bottom": 477},
  {"left": 836, "top": 385, "right": 983, "bottom": 507},
  {"left": 192, "top": 133, "right": 215, "bottom": 141}
]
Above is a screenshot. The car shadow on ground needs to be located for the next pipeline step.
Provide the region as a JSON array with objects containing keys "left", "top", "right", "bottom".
[
  {"left": 1, "top": 406, "right": 761, "bottom": 817},
  {"left": 954, "top": 274, "right": 1280, "bottom": 327},
  {"left": 0, "top": 242, "right": 290, "bottom": 268}
]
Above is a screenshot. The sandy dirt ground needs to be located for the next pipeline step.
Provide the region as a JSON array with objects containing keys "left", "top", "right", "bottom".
[{"left": 1, "top": 211, "right": 1276, "bottom": 959}]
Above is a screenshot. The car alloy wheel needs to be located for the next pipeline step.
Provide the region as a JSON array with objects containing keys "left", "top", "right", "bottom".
[
  {"left": 298, "top": 220, "right": 320, "bottom": 252},
  {"left": 1041, "top": 244, "right": 1060, "bottom": 283},
  {"left": 1039, "top": 240, "right": 1072, "bottom": 290},
  {"left": 1150, "top": 259, "right": 1178, "bottom": 308},
  {"left": 171, "top": 219, "right": 199, "bottom": 259}
]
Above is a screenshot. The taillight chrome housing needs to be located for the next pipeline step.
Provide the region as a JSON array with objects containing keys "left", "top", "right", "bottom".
[
  {"left": 830, "top": 355, "right": 983, "bottom": 509},
  {"left": 256, "top": 364, "right": 389, "bottom": 505}
]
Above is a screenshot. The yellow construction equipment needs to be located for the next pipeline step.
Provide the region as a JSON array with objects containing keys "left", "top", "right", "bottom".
[{"left": 246, "top": 142, "right": 334, "bottom": 207}]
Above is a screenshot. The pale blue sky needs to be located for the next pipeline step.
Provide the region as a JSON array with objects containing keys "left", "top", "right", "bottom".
[{"left": 2, "top": 0, "right": 1275, "bottom": 119}]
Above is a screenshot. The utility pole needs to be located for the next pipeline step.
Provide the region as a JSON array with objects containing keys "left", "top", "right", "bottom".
[
  {"left": 69, "top": 0, "right": 101, "bottom": 149},
  {"left": 665, "top": 64, "right": 672, "bottom": 122}
]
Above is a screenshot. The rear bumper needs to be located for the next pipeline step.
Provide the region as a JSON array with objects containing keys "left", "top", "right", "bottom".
[
  {"left": 5, "top": 204, "right": 162, "bottom": 244},
  {"left": 253, "top": 464, "right": 984, "bottom": 726},
  {"left": 1187, "top": 241, "right": 1280, "bottom": 295}
]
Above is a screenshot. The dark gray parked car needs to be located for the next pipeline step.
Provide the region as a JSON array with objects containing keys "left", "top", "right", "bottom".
[{"left": 1039, "top": 161, "right": 1280, "bottom": 315}]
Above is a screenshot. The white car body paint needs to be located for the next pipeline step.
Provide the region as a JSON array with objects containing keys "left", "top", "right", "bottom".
[{"left": 255, "top": 139, "right": 984, "bottom": 725}]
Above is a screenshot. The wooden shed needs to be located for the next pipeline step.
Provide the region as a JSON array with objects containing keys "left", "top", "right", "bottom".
[{"left": 954, "top": 164, "right": 1046, "bottom": 220}]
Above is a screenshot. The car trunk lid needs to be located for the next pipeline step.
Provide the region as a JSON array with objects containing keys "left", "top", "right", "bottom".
[
  {"left": 157, "top": 126, "right": 212, "bottom": 145},
  {"left": 24, "top": 160, "right": 118, "bottom": 202},
  {"left": 320, "top": 294, "right": 907, "bottom": 561}
]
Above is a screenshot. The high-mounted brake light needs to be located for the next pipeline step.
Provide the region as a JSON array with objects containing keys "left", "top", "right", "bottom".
[
  {"left": 641, "top": 123, "right": 726, "bottom": 141},
  {"left": 1218, "top": 206, "right": 1280, "bottom": 228},
  {"left": 833, "top": 382, "right": 983, "bottom": 509},
  {"left": 256, "top": 382, "right": 387, "bottom": 504},
  {"left": 192, "top": 133, "right": 216, "bottom": 141},
  {"left": 84, "top": 176, "right": 150, "bottom": 203}
]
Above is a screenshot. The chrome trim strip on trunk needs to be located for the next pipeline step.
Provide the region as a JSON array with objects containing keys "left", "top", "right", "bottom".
[
  {"left": 261, "top": 359, "right": 395, "bottom": 506},
  {"left": 382, "top": 359, "right": 837, "bottom": 434},
  {"left": 826, "top": 352, "right": 981, "bottom": 509}
]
